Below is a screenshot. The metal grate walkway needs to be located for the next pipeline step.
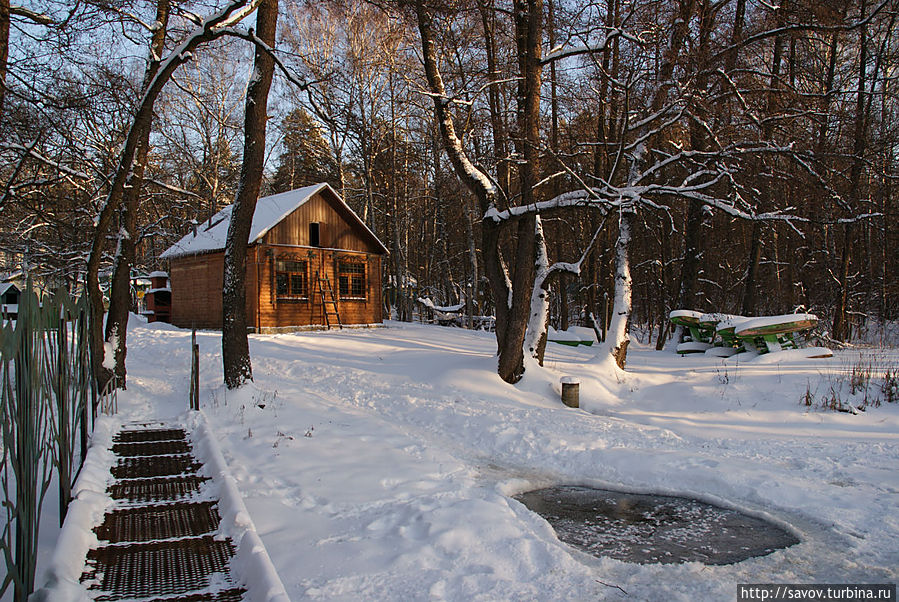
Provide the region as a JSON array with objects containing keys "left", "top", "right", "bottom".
[{"left": 81, "top": 425, "right": 246, "bottom": 601}]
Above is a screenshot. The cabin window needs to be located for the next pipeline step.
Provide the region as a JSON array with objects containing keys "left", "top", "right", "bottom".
[
  {"left": 275, "top": 259, "right": 308, "bottom": 301},
  {"left": 309, "top": 222, "right": 321, "bottom": 247},
  {"left": 338, "top": 260, "right": 366, "bottom": 299}
]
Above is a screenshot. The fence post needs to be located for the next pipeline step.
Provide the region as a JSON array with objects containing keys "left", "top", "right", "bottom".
[{"left": 190, "top": 329, "right": 199, "bottom": 411}]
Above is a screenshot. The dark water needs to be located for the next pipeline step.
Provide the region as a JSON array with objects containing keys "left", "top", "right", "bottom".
[{"left": 514, "top": 486, "right": 799, "bottom": 565}]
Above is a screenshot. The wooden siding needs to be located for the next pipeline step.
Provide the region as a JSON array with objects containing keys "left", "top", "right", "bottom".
[
  {"left": 256, "top": 246, "right": 382, "bottom": 329},
  {"left": 263, "top": 190, "right": 380, "bottom": 253},
  {"left": 170, "top": 246, "right": 383, "bottom": 330},
  {"left": 170, "top": 248, "right": 259, "bottom": 330}
]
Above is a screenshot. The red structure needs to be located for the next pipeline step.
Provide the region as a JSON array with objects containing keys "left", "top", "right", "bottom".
[{"left": 144, "top": 271, "right": 172, "bottom": 323}]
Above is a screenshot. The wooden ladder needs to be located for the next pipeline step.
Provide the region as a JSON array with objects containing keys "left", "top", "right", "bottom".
[{"left": 317, "top": 273, "right": 342, "bottom": 330}]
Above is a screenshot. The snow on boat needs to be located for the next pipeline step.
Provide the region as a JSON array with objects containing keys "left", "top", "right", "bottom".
[
  {"left": 669, "top": 309, "right": 704, "bottom": 328},
  {"left": 734, "top": 313, "right": 818, "bottom": 337},
  {"left": 677, "top": 341, "right": 712, "bottom": 354},
  {"left": 705, "top": 346, "right": 739, "bottom": 358}
]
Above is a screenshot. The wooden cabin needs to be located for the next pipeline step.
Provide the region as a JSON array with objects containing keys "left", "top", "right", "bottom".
[{"left": 161, "top": 184, "right": 388, "bottom": 332}]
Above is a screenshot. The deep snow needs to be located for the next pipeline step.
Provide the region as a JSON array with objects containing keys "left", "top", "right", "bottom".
[{"left": 35, "top": 319, "right": 899, "bottom": 600}]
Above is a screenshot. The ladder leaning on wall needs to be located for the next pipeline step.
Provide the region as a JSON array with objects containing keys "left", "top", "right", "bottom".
[{"left": 316, "top": 273, "right": 343, "bottom": 330}]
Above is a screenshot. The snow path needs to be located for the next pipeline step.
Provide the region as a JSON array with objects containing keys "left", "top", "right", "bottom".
[{"left": 97, "top": 320, "right": 898, "bottom": 601}]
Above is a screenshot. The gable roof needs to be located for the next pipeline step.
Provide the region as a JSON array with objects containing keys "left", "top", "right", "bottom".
[
  {"left": 161, "top": 183, "right": 388, "bottom": 259},
  {"left": 0, "top": 283, "right": 18, "bottom": 297}
]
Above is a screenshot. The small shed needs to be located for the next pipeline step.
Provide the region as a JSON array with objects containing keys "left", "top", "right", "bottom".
[
  {"left": 161, "top": 183, "right": 388, "bottom": 332},
  {"left": 142, "top": 271, "right": 172, "bottom": 323},
  {"left": 0, "top": 283, "right": 19, "bottom": 322}
]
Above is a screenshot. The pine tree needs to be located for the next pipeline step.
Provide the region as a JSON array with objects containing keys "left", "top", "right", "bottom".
[{"left": 271, "top": 108, "right": 338, "bottom": 192}]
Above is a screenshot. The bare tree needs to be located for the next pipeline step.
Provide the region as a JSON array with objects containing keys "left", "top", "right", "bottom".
[
  {"left": 104, "top": 0, "right": 172, "bottom": 387},
  {"left": 222, "top": 0, "right": 278, "bottom": 389},
  {"left": 85, "top": 0, "right": 264, "bottom": 391}
]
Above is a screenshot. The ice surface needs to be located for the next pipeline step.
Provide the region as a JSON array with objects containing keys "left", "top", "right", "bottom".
[{"left": 514, "top": 486, "right": 799, "bottom": 565}]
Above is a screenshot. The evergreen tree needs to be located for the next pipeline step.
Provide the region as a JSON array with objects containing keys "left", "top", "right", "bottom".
[{"left": 271, "top": 108, "right": 338, "bottom": 192}]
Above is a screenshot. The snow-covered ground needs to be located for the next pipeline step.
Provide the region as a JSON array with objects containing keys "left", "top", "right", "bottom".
[{"left": 43, "top": 319, "right": 899, "bottom": 600}]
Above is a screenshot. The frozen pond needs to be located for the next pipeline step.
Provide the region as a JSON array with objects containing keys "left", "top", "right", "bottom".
[{"left": 514, "top": 486, "right": 799, "bottom": 565}]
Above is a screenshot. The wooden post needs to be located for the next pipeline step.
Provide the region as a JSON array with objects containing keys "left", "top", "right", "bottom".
[
  {"left": 601, "top": 292, "right": 608, "bottom": 342},
  {"left": 190, "top": 329, "right": 199, "bottom": 411},
  {"left": 561, "top": 376, "right": 580, "bottom": 408}
]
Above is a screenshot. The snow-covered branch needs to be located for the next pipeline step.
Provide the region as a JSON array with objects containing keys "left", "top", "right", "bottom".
[
  {"left": 711, "top": 0, "right": 891, "bottom": 63},
  {"left": 219, "top": 27, "right": 315, "bottom": 92},
  {"left": 546, "top": 223, "right": 604, "bottom": 279},
  {"left": 542, "top": 28, "right": 635, "bottom": 64},
  {"left": 134, "top": 0, "right": 262, "bottom": 112},
  {"left": 0, "top": 142, "right": 92, "bottom": 181},
  {"left": 9, "top": 4, "right": 54, "bottom": 25}
]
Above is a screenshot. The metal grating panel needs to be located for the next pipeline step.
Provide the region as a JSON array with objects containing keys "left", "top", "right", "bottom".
[
  {"left": 94, "top": 502, "right": 221, "bottom": 543},
  {"left": 91, "top": 587, "right": 247, "bottom": 602},
  {"left": 115, "top": 429, "right": 187, "bottom": 443},
  {"left": 82, "top": 536, "right": 238, "bottom": 600},
  {"left": 108, "top": 476, "right": 210, "bottom": 504},
  {"left": 111, "top": 455, "right": 201, "bottom": 479},
  {"left": 150, "top": 588, "right": 247, "bottom": 602},
  {"left": 112, "top": 440, "right": 192, "bottom": 457}
]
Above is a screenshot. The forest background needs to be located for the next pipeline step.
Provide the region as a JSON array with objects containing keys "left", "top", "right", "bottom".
[{"left": 1, "top": 0, "right": 897, "bottom": 382}]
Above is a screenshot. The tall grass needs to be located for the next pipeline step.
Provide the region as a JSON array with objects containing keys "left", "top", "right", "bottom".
[{"left": 801, "top": 350, "right": 899, "bottom": 413}]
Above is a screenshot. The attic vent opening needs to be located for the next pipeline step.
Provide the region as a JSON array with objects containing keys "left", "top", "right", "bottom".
[{"left": 309, "top": 222, "right": 321, "bottom": 247}]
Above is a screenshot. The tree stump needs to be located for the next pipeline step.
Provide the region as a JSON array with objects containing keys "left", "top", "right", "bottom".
[{"left": 561, "top": 377, "right": 580, "bottom": 408}]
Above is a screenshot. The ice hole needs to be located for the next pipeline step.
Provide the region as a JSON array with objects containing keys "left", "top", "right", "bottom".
[{"left": 514, "top": 486, "right": 799, "bottom": 565}]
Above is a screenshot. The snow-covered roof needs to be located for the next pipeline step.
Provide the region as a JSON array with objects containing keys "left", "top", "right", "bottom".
[
  {"left": 161, "top": 184, "right": 387, "bottom": 259},
  {"left": 0, "top": 282, "right": 19, "bottom": 297},
  {"left": 148, "top": 270, "right": 169, "bottom": 278}
]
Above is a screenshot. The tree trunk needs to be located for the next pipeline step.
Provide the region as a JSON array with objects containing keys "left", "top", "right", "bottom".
[
  {"left": 104, "top": 0, "right": 171, "bottom": 389},
  {"left": 478, "top": 0, "right": 510, "bottom": 198},
  {"left": 415, "top": 0, "right": 509, "bottom": 379},
  {"left": 524, "top": 216, "right": 550, "bottom": 368},
  {"left": 86, "top": 0, "right": 257, "bottom": 392},
  {"left": 465, "top": 197, "right": 479, "bottom": 323},
  {"left": 676, "top": 0, "right": 715, "bottom": 325},
  {"left": 725, "top": 0, "right": 745, "bottom": 72},
  {"left": 742, "top": 7, "right": 788, "bottom": 316},
  {"left": 496, "top": 0, "right": 543, "bottom": 383},
  {"left": 833, "top": 0, "right": 869, "bottom": 342},
  {"left": 222, "top": 0, "right": 278, "bottom": 389},
  {"left": 608, "top": 208, "right": 633, "bottom": 369},
  {"left": 741, "top": 221, "right": 762, "bottom": 315}
]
